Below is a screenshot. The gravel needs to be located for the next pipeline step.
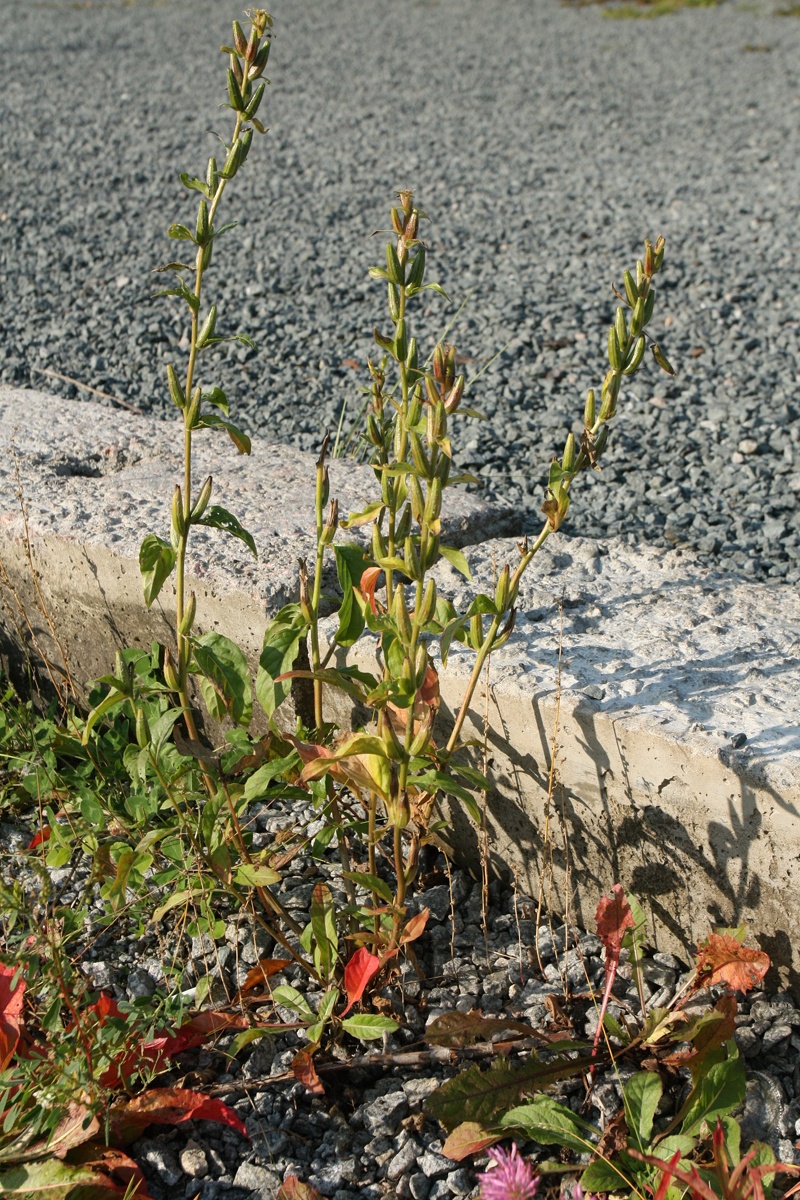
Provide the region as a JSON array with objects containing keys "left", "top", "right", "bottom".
[{"left": 2, "top": 0, "right": 800, "bottom": 581}]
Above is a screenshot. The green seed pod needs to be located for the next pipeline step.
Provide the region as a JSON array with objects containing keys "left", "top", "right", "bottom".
[
  {"left": 615, "top": 307, "right": 628, "bottom": 349},
  {"left": 391, "top": 207, "right": 404, "bottom": 236},
  {"left": 135, "top": 707, "right": 151, "bottom": 750},
  {"left": 406, "top": 246, "right": 426, "bottom": 289},
  {"left": 191, "top": 475, "right": 213, "bottom": 521},
  {"left": 594, "top": 424, "right": 609, "bottom": 458},
  {"left": 196, "top": 199, "right": 209, "bottom": 246},
  {"left": 414, "top": 643, "right": 428, "bottom": 687},
  {"left": 636, "top": 259, "right": 645, "bottom": 289},
  {"left": 432, "top": 399, "right": 447, "bottom": 443},
  {"left": 409, "top": 474, "right": 425, "bottom": 523},
  {"left": 394, "top": 318, "right": 407, "bottom": 362},
  {"left": 252, "top": 41, "right": 271, "bottom": 77},
  {"left": 406, "top": 337, "right": 418, "bottom": 372},
  {"left": 366, "top": 413, "right": 382, "bottom": 446},
  {"left": 418, "top": 578, "right": 437, "bottom": 626},
  {"left": 409, "top": 722, "right": 431, "bottom": 759},
  {"left": 392, "top": 586, "right": 413, "bottom": 643},
  {"left": 423, "top": 533, "right": 439, "bottom": 571},
  {"left": 407, "top": 386, "right": 422, "bottom": 428},
  {"left": 372, "top": 522, "right": 387, "bottom": 562},
  {"left": 599, "top": 372, "right": 619, "bottom": 422},
  {"left": 562, "top": 432, "right": 576, "bottom": 474},
  {"left": 163, "top": 647, "right": 180, "bottom": 693},
  {"left": 492, "top": 608, "right": 517, "bottom": 651},
  {"left": 584, "top": 388, "right": 596, "bottom": 428},
  {"left": 404, "top": 536, "right": 421, "bottom": 581},
  {"left": 469, "top": 612, "right": 484, "bottom": 650},
  {"left": 433, "top": 343, "right": 445, "bottom": 383},
  {"left": 643, "top": 289, "right": 655, "bottom": 325},
  {"left": 409, "top": 432, "right": 430, "bottom": 478},
  {"left": 172, "top": 485, "right": 186, "bottom": 540},
  {"left": 206, "top": 155, "right": 218, "bottom": 191},
  {"left": 386, "top": 243, "right": 403, "bottom": 286},
  {"left": 221, "top": 138, "right": 242, "bottom": 179},
  {"left": 629, "top": 295, "right": 646, "bottom": 337},
  {"left": 201, "top": 241, "right": 213, "bottom": 271},
  {"left": 167, "top": 363, "right": 185, "bottom": 409},
  {"left": 196, "top": 305, "right": 217, "bottom": 349},
  {"left": 406, "top": 211, "right": 418, "bottom": 241},
  {"left": 186, "top": 386, "right": 202, "bottom": 428},
  {"left": 180, "top": 591, "right": 197, "bottom": 635},
  {"left": 651, "top": 342, "right": 676, "bottom": 376},
  {"left": 387, "top": 282, "right": 400, "bottom": 322},
  {"left": 644, "top": 239, "right": 654, "bottom": 276},
  {"left": 623, "top": 335, "right": 646, "bottom": 376},
  {"left": 424, "top": 476, "right": 443, "bottom": 525},
  {"left": 227, "top": 67, "right": 244, "bottom": 111},
  {"left": 608, "top": 326, "right": 622, "bottom": 370},
  {"left": 444, "top": 375, "right": 464, "bottom": 413},
  {"left": 244, "top": 84, "right": 265, "bottom": 122},
  {"left": 395, "top": 503, "right": 413, "bottom": 543},
  {"left": 239, "top": 129, "right": 254, "bottom": 164},
  {"left": 623, "top": 270, "right": 638, "bottom": 307},
  {"left": 495, "top": 564, "right": 511, "bottom": 612},
  {"left": 393, "top": 421, "right": 408, "bottom": 464},
  {"left": 425, "top": 376, "right": 439, "bottom": 407},
  {"left": 654, "top": 235, "right": 665, "bottom": 272},
  {"left": 382, "top": 714, "right": 405, "bottom": 762},
  {"left": 232, "top": 19, "right": 247, "bottom": 55},
  {"left": 445, "top": 345, "right": 457, "bottom": 389}
]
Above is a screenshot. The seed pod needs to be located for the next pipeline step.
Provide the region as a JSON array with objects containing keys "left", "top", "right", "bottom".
[
  {"left": 492, "top": 608, "right": 517, "bottom": 651},
  {"left": 191, "top": 474, "right": 213, "bottom": 521},
  {"left": 180, "top": 591, "right": 197, "bottom": 635},
  {"left": 623, "top": 270, "right": 638, "bottom": 307},
  {"left": 239, "top": 128, "right": 254, "bottom": 164},
  {"left": 406, "top": 211, "right": 418, "bottom": 241},
  {"left": 231, "top": 55, "right": 244, "bottom": 86},
  {"left": 418, "top": 578, "right": 437, "bottom": 626},
  {"left": 318, "top": 463, "right": 330, "bottom": 509},
  {"left": 407, "top": 387, "right": 422, "bottom": 428},
  {"left": 386, "top": 243, "right": 403, "bottom": 286},
  {"left": 414, "top": 643, "right": 428, "bottom": 686},
  {"left": 391, "top": 207, "right": 404, "bottom": 236},
  {"left": 643, "top": 289, "right": 655, "bottom": 325},
  {"left": 227, "top": 67, "right": 244, "bottom": 111},
  {"left": 594, "top": 425, "right": 609, "bottom": 458},
  {"left": 196, "top": 199, "right": 209, "bottom": 246},
  {"left": 654, "top": 235, "right": 665, "bottom": 272},
  {"left": 382, "top": 714, "right": 405, "bottom": 762},
  {"left": 395, "top": 503, "right": 413, "bottom": 543},
  {"left": 608, "top": 326, "right": 622, "bottom": 370},
  {"left": 186, "top": 386, "right": 202, "bottom": 428},
  {"left": 201, "top": 241, "right": 213, "bottom": 271},
  {"left": 644, "top": 239, "right": 654, "bottom": 277},
  {"left": 651, "top": 342, "right": 676, "bottom": 376},
  {"left": 444, "top": 375, "right": 464, "bottom": 413},
  {"left": 321, "top": 498, "right": 339, "bottom": 545},
  {"left": 409, "top": 474, "right": 425, "bottom": 522},
  {"left": 435, "top": 452, "right": 451, "bottom": 484},
  {"left": 196, "top": 305, "right": 217, "bottom": 348},
  {"left": 433, "top": 343, "right": 445, "bottom": 383},
  {"left": 422, "top": 534, "right": 439, "bottom": 571},
  {"left": 629, "top": 295, "right": 646, "bottom": 337},
  {"left": 424, "top": 476, "right": 443, "bottom": 524},
  {"left": 167, "top": 363, "right": 185, "bottom": 409},
  {"left": 394, "top": 421, "right": 408, "bottom": 463},
  {"left": 392, "top": 587, "right": 413, "bottom": 643},
  {"left": 495, "top": 564, "right": 511, "bottom": 612},
  {"left": 367, "top": 413, "right": 381, "bottom": 446},
  {"left": 406, "top": 246, "right": 426, "bottom": 289},
  {"left": 394, "top": 319, "right": 407, "bottom": 362},
  {"left": 221, "top": 138, "right": 242, "bottom": 179},
  {"left": 445, "top": 345, "right": 457, "bottom": 388},
  {"left": 599, "top": 372, "right": 619, "bottom": 422},
  {"left": 406, "top": 337, "right": 418, "bottom": 371},
  {"left": 135, "top": 707, "right": 151, "bottom": 750},
  {"left": 232, "top": 19, "right": 247, "bottom": 54},
  {"left": 404, "top": 536, "right": 421, "bottom": 581},
  {"left": 163, "top": 647, "right": 180, "bottom": 693},
  {"left": 469, "top": 612, "right": 484, "bottom": 650},
  {"left": 387, "top": 282, "right": 400, "bottom": 322},
  {"left": 409, "top": 432, "right": 430, "bottom": 478},
  {"left": 432, "top": 400, "right": 447, "bottom": 443},
  {"left": 246, "top": 21, "right": 260, "bottom": 62},
  {"left": 623, "top": 335, "right": 646, "bottom": 376},
  {"left": 372, "top": 523, "right": 387, "bottom": 562},
  {"left": 244, "top": 83, "right": 265, "bottom": 121},
  {"left": 584, "top": 388, "right": 596, "bottom": 428},
  {"left": 206, "top": 155, "right": 218, "bottom": 191},
  {"left": 636, "top": 259, "right": 645, "bottom": 289},
  {"left": 172, "top": 485, "right": 186, "bottom": 538},
  {"left": 425, "top": 375, "right": 439, "bottom": 407},
  {"left": 562, "top": 432, "right": 576, "bottom": 474},
  {"left": 615, "top": 307, "right": 628, "bottom": 349},
  {"left": 409, "top": 722, "right": 431, "bottom": 759}
]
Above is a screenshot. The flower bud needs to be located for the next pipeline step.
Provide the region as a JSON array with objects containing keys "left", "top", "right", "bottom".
[
  {"left": 424, "top": 477, "right": 443, "bottom": 525},
  {"left": 391, "top": 207, "right": 404, "bottom": 236},
  {"left": 409, "top": 475, "right": 425, "bottom": 523},
  {"left": 191, "top": 475, "right": 213, "bottom": 521},
  {"left": 135, "top": 707, "right": 151, "bottom": 750},
  {"left": 495, "top": 565, "right": 511, "bottom": 612},
  {"left": 232, "top": 19, "right": 247, "bottom": 55},
  {"left": 186, "top": 386, "right": 202, "bottom": 427},
  {"left": 654, "top": 235, "right": 665, "bottom": 272},
  {"left": 392, "top": 587, "right": 413, "bottom": 643},
  {"left": 644, "top": 239, "right": 654, "bottom": 277},
  {"left": 584, "top": 388, "right": 595, "bottom": 428},
  {"left": 180, "top": 591, "right": 197, "bottom": 635},
  {"left": 623, "top": 270, "right": 638, "bottom": 307},
  {"left": 172, "top": 485, "right": 186, "bottom": 538},
  {"left": 163, "top": 647, "right": 180, "bottom": 693},
  {"left": 407, "top": 386, "right": 422, "bottom": 428},
  {"left": 418, "top": 578, "right": 437, "bottom": 626},
  {"left": 404, "top": 536, "right": 421, "bottom": 581},
  {"left": 167, "top": 363, "right": 185, "bottom": 409},
  {"left": 562, "top": 432, "right": 576, "bottom": 474}
]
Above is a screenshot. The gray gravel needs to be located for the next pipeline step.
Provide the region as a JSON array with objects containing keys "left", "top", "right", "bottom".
[{"left": 2, "top": 0, "right": 800, "bottom": 581}]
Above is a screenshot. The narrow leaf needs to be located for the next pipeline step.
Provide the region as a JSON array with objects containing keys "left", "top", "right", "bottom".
[{"left": 196, "top": 505, "right": 257, "bottom": 557}]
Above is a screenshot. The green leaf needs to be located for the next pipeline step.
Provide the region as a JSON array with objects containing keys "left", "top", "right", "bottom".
[
  {"left": 196, "top": 413, "right": 251, "bottom": 454},
  {"left": 580, "top": 1157, "right": 636, "bottom": 1193},
  {"left": 341, "top": 1013, "right": 398, "bottom": 1040},
  {"left": 272, "top": 985, "right": 314, "bottom": 1021},
  {"left": 192, "top": 632, "right": 252, "bottom": 727},
  {"left": 409, "top": 770, "right": 481, "bottom": 823},
  {"left": 81, "top": 688, "right": 128, "bottom": 744},
  {"left": 500, "top": 1096, "right": 598, "bottom": 1155},
  {"left": 139, "top": 534, "right": 176, "bottom": 608},
  {"left": 680, "top": 1041, "right": 746, "bottom": 1138},
  {"left": 311, "top": 883, "right": 338, "bottom": 983},
  {"left": 439, "top": 545, "right": 471, "bottom": 580},
  {"left": 168, "top": 222, "right": 195, "bottom": 240},
  {"left": 180, "top": 173, "right": 212, "bottom": 197},
  {"left": 623, "top": 1071, "right": 662, "bottom": 1150},
  {"left": 333, "top": 543, "right": 371, "bottom": 648},
  {"left": 440, "top": 614, "right": 470, "bottom": 667},
  {"left": 243, "top": 752, "right": 300, "bottom": 801},
  {"left": 257, "top": 606, "right": 306, "bottom": 717},
  {"left": 342, "top": 871, "right": 393, "bottom": 903},
  {"left": 203, "top": 387, "right": 230, "bottom": 415},
  {"left": 196, "top": 505, "right": 257, "bottom": 557},
  {"left": 234, "top": 863, "right": 281, "bottom": 888}
]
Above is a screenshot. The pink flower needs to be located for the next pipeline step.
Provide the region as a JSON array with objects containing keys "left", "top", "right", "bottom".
[{"left": 478, "top": 1145, "right": 539, "bottom": 1200}]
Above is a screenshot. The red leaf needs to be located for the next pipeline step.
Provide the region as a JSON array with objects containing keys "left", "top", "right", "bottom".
[
  {"left": 442, "top": 1121, "right": 503, "bottom": 1161},
  {"left": 400, "top": 908, "right": 429, "bottom": 945},
  {"left": 0, "top": 963, "right": 25, "bottom": 1070},
  {"left": 357, "top": 567, "right": 382, "bottom": 615},
  {"left": 595, "top": 883, "right": 635, "bottom": 971},
  {"left": 108, "top": 1088, "right": 248, "bottom": 1145},
  {"left": 291, "top": 1049, "right": 324, "bottom": 1095},
  {"left": 27, "top": 826, "right": 51, "bottom": 849},
  {"left": 694, "top": 932, "right": 770, "bottom": 994},
  {"left": 277, "top": 1178, "right": 324, "bottom": 1200},
  {"left": 342, "top": 947, "right": 380, "bottom": 1015},
  {"left": 67, "top": 1143, "right": 152, "bottom": 1198},
  {"left": 238, "top": 958, "right": 293, "bottom": 996}
]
